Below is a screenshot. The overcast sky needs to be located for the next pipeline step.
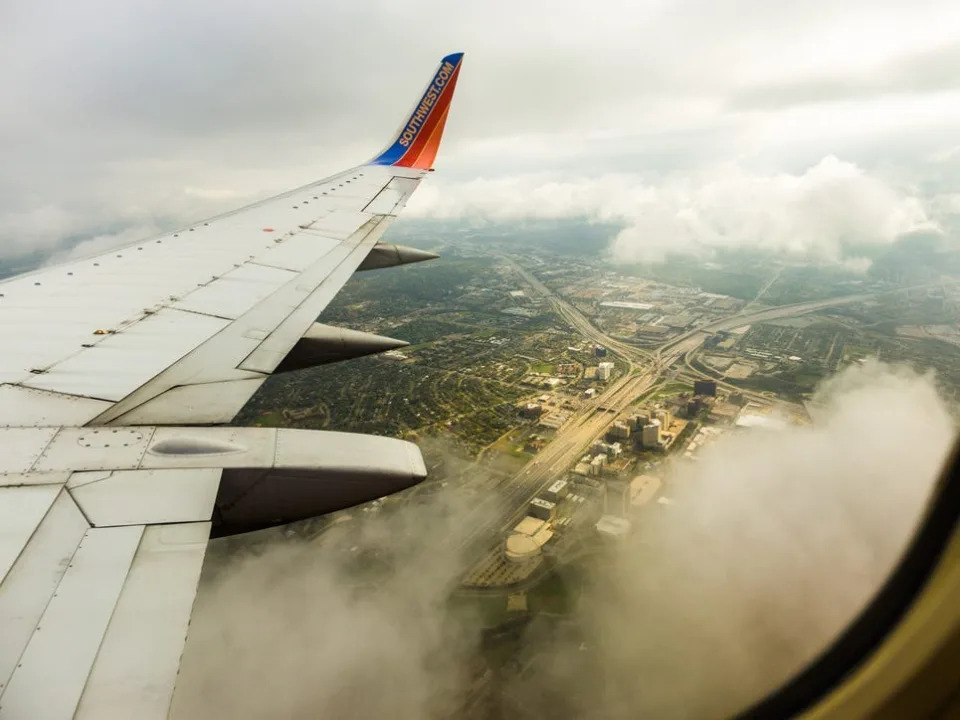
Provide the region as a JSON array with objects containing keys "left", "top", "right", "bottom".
[{"left": 2, "top": 0, "right": 959, "bottom": 262}]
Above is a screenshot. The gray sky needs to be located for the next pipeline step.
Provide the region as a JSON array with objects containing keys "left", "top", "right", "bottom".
[{"left": 1, "top": 0, "right": 959, "bottom": 261}]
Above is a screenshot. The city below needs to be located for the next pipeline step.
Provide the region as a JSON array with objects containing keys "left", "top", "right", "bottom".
[{"left": 200, "top": 219, "right": 960, "bottom": 718}]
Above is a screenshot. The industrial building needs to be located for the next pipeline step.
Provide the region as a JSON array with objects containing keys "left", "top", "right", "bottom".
[
  {"left": 529, "top": 497, "right": 557, "bottom": 521},
  {"left": 709, "top": 402, "right": 741, "bottom": 424},
  {"left": 637, "top": 324, "right": 671, "bottom": 339},
  {"left": 539, "top": 411, "right": 569, "bottom": 429}
]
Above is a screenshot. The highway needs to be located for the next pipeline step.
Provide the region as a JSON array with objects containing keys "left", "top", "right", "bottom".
[
  {"left": 458, "top": 263, "right": 955, "bottom": 563},
  {"left": 457, "top": 256, "right": 907, "bottom": 558}
]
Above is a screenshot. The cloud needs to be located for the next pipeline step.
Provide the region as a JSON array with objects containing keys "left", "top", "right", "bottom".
[
  {"left": 408, "top": 156, "right": 937, "bottom": 263},
  {"left": 2, "top": 0, "right": 960, "bottom": 266},
  {"left": 506, "top": 360, "right": 954, "bottom": 718},
  {"left": 172, "top": 468, "right": 491, "bottom": 719},
  {"left": 170, "top": 362, "right": 954, "bottom": 719}
]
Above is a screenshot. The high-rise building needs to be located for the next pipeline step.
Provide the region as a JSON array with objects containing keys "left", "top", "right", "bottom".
[
  {"left": 595, "top": 345, "right": 607, "bottom": 358},
  {"left": 589, "top": 455, "right": 607, "bottom": 476},
  {"left": 529, "top": 498, "right": 557, "bottom": 522},
  {"left": 544, "top": 479, "right": 569, "bottom": 502},
  {"left": 655, "top": 408, "right": 672, "bottom": 432},
  {"left": 694, "top": 380, "right": 717, "bottom": 397},
  {"left": 598, "top": 361, "right": 615, "bottom": 380},
  {"left": 641, "top": 419, "right": 661, "bottom": 448}
]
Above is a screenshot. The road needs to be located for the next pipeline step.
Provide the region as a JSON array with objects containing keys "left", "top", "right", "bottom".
[{"left": 458, "top": 258, "right": 884, "bottom": 553}]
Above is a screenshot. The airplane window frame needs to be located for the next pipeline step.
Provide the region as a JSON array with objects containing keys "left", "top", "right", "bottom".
[{"left": 735, "top": 439, "right": 960, "bottom": 718}]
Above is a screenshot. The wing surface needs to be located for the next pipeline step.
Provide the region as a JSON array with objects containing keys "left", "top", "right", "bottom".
[{"left": 0, "top": 52, "right": 463, "bottom": 719}]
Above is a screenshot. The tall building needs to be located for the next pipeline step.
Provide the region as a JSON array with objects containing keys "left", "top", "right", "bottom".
[
  {"left": 598, "top": 361, "right": 615, "bottom": 380},
  {"left": 641, "top": 419, "right": 661, "bottom": 448},
  {"left": 609, "top": 421, "right": 631, "bottom": 440},
  {"left": 544, "top": 479, "right": 569, "bottom": 502},
  {"left": 595, "top": 345, "right": 607, "bottom": 358},
  {"left": 529, "top": 498, "right": 557, "bottom": 522},
  {"left": 655, "top": 408, "right": 672, "bottom": 432},
  {"left": 590, "top": 454, "right": 607, "bottom": 476},
  {"left": 694, "top": 380, "right": 717, "bottom": 397}
]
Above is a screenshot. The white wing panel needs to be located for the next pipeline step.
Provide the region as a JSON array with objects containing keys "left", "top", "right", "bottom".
[
  {"left": 238, "top": 219, "right": 391, "bottom": 374},
  {"left": 172, "top": 263, "right": 296, "bottom": 320},
  {"left": 33, "top": 427, "right": 155, "bottom": 473},
  {"left": 0, "top": 489, "right": 87, "bottom": 692},
  {"left": 1, "top": 162, "right": 426, "bottom": 422},
  {"left": 113, "top": 378, "right": 265, "bottom": 425},
  {"left": 0, "top": 427, "right": 59, "bottom": 474},
  {"left": 0, "top": 472, "right": 70, "bottom": 487},
  {"left": 0, "top": 485, "right": 61, "bottom": 582},
  {"left": 0, "top": 385, "right": 111, "bottom": 428},
  {"left": 68, "top": 469, "right": 221, "bottom": 526},
  {"left": 0, "top": 232, "right": 278, "bottom": 386},
  {"left": 23, "top": 309, "right": 229, "bottom": 401},
  {"left": 303, "top": 210, "right": 371, "bottom": 239},
  {"left": 363, "top": 185, "right": 406, "bottom": 215},
  {"left": 252, "top": 233, "right": 341, "bottom": 272},
  {"left": 0, "top": 525, "right": 143, "bottom": 720},
  {"left": 74, "top": 522, "right": 210, "bottom": 720}
]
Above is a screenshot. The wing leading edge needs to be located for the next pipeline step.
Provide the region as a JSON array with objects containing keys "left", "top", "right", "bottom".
[{"left": 0, "top": 52, "right": 463, "bottom": 719}]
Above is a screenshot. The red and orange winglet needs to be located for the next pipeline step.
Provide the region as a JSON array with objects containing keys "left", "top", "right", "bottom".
[{"left": 370, "top": 53, "right": 464, "bottom": 170}]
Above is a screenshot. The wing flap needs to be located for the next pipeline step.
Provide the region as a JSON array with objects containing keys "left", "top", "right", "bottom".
[
  {"left": 0, "top": 524, "right": 144, "bottom": 720},
  {"left": 0, "top": 488, "right": 87, "bottom": 694},
  {"left": 67, "top": 469, "right": 222, "bottom": 526},
  {"left": 0, "top": 484, "right": 64, "bottom": 583},
  {"left": 74, "top": 522, "right": 210, "bottom": 720}
]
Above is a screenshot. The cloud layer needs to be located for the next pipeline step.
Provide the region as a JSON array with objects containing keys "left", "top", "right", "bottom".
[
  {"left": 172, "top": 361, "right": 955, "bottom": 719},
  {"left": 408, "top": 156, "right": 936, "bottom": 263},
  {"left": 2, "top": 0, "right": 960, "bottom": 264}
]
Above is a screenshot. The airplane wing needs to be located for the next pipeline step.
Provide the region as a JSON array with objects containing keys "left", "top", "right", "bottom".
[{"left": 0, "top": 52, "right": 463, "bottom": 719}]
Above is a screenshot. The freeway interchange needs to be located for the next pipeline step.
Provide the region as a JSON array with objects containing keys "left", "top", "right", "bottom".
[{"left": 456, "top": 256, "right": 879, "bottom": 551}]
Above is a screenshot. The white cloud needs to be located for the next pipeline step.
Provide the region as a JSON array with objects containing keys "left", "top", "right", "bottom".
[
  {"left": 509, "top": 361, "right": 955, "bottom": 718},
  {"left": 409, "top": 156, "right": 937, "bottom": 263},
  {"left": 2, "top": 0, "right": 960, "bottom": 264},
  {"left": 171, "top": 362, "right": 955, "bottom": 719}
]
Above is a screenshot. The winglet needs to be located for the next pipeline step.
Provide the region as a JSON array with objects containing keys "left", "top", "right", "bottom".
[{"left": 370, "top": 53, "right": 464, "bottom": 170}]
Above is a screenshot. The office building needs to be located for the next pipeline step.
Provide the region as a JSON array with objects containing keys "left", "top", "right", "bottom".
[
  {"left": 641, "top": 419, "right": 661, "bottom": 448},
  {"left": 529, "top": 498, "right": 557, "bottom": 522}
]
